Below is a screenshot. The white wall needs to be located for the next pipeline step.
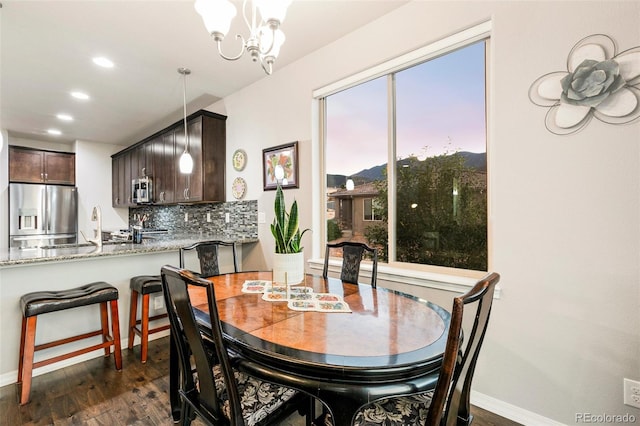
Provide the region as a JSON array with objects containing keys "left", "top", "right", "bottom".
[
  {"left": 0, "top": 130, "right": 8, "bottom": 250},
  {"left": 209, "top": 1, "right": 640, "bottom": 424},
  {"left": 74, "top": 140, "right": 128, "bottom": 237}
]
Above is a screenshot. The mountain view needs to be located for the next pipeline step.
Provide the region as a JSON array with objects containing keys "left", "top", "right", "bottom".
[{"left": 327, "top": 151, "right": 487, "bottom": 187}]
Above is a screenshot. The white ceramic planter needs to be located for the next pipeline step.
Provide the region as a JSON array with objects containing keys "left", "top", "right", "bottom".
[{"left": 273, "top": 252, "right": 305, "bottom": 285}]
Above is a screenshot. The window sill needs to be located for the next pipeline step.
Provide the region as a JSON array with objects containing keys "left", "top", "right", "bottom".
[{"left": 307, "top": 258, "right": 501, "bottom": 299}]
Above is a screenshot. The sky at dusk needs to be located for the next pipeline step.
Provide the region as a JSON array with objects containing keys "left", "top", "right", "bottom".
[{"left": 326, "top": 41, "right": 486, "bottom": 177}]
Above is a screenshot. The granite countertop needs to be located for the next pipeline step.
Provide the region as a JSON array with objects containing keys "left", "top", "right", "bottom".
[{"left": 0, "top": 234, "right": 259, "bottom": 267}]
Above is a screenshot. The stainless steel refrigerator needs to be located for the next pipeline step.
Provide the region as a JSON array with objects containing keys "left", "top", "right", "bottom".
[{"left": 9, "top": 183, "right": 78, "bottom": 248}]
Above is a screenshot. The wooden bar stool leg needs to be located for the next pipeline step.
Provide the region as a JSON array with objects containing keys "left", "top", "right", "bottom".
[
  {"left": 128, "top": 290, "right": 139, "bottom": 350},
  {"left": 100, "top": 302, "right": 111, "bottom": 357},
  {"left": 17, "top": 316, "right": 27, "bottom": 385},
  {"left": 110, "top": 299, "right": 123, "bottom": 370},
  {"left": 19, "top": 316, "right": 37, "bottom": 405},
  {"left": 140, "top": 294, "right": 150, "bottom": 363}
]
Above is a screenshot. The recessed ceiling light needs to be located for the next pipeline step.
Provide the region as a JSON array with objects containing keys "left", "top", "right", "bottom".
[
  {"left": 71, "top": 91, "right": 90, "bottom": 100},
  {"left": 93, "top": 57, "right": 114, "bottom": 68},
  {"left": 57, "top": 113, "right": 73, "bottom": 121},
  {"left": 47, "top": 129, "right": 62, "bottom": 135}
]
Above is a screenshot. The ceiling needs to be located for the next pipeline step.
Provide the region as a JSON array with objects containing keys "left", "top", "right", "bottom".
[{"left": 1, "top": 0, "right": 407, "bottom": 148}]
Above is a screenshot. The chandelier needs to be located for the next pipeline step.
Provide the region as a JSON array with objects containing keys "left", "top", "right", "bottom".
[{"left": 194, "top": 0, "right": 292, "bottom": 75}]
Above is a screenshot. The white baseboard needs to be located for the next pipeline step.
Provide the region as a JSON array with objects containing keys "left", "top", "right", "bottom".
[
  {"left": 0, "top": 331, "right": 170, "bottom": 388},
  {"left": 472, "top": 390, "right": 566, "bottom": 426}
]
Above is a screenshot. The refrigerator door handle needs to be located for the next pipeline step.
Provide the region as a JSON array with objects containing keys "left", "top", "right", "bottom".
[{"left": 42, "top": 185, "right": 49, "bottom": 232}]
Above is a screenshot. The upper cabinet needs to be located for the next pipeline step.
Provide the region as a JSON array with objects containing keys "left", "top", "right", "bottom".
[
  {"left": 111, "top": 154, "right": 132, "bottom": 207},
  {"left": 9, "top": 146, "right": 76, "bottom": 185},
  {"left": 132, "top": 142, "right": 154, "bottom": 180},
  {"left": 175, "top": 113, "right": 226, "bottom": 203},
  {"left": 153, "top": 131, "right": 176, "bottom": 205},
  {"left": 112, "top": 110, "right": 226, "bottom": 207}
]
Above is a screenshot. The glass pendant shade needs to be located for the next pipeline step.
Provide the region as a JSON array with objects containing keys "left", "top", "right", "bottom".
[
  {"left": 195, "top": 0, "right": 237, "bottom": 36},
  {"left": 179, "top": 151, "right": 194, "bottom": 174},
  {"left": 260, "top": 28, "right": 285, "bottom": 59},
  {"left": 255, "top": 0, "right": 292, "bottom": 23}
]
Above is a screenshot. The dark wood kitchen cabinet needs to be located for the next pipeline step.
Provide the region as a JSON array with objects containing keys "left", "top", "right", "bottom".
[
  {"left": 111, "top": 154, "right": 121, "bottom": 206},
  {"left": 9, "top": 146, "right": 75, "bottom": 185},
  {"left": 152, "top": 131, "right": 176, "bottom": 204},
  {"left": 132, "top": 142, "right": 154, "bottom": 180},
  {"left": 111, "top": 153, "right": 133, "bottom": 207},
  {"left": 112, "top": 137, "right": 156, "bottom": 208},
  {"left": 112, "top": 110, "right": 226, "bottom": 207},
  {"left": 175, "top": 112, "right": 226, "bottom": 203}
]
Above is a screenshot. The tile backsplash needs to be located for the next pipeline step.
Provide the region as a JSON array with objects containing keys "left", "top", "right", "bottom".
[{"left": 129, "top": 200, "right": 257, "bottom": 240}]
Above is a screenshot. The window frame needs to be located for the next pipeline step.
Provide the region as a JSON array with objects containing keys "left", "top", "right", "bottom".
[
  {"left": 363, "top": 198, "right": 382, "bottom": 222},
  {"left": 312, "top": 21, "right": 493, "bottom": 287}
]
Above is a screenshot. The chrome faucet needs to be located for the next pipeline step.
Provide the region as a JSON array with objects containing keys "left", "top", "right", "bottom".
[{"left": 81, "top": 205, "right": 103, "bottom": 247}]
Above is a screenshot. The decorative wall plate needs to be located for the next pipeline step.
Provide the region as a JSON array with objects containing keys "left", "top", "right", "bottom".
[
  {"left": 232, "top": 177, "right": 247, "bottom": 199},
  {"left": 232, "top": 149, "right": 247, "bottom": 171}
]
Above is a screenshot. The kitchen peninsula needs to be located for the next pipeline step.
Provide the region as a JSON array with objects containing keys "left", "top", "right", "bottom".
[
  {"left": 0, "top": 234, "right": 257, "bottom": 267},
  {"left": 0, "top": 229, "right": 257, "bottom": 387}
]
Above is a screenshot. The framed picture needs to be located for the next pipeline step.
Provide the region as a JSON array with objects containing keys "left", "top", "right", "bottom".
[{"left": 263, "top": 141, "right": 299, "bottom": 190}]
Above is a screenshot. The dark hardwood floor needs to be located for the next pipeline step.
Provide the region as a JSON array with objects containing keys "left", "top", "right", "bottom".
[{"left": 0, "top": 336, "right": 521, "bottom": 425}]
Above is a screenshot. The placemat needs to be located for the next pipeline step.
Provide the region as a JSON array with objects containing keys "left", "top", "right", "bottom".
[{"left": 241, "top": 280, "right": 351, "bottom": 313}]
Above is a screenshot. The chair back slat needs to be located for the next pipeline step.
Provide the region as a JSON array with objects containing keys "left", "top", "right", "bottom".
[
  {"left": 323, "top": 241, "right": 378, "bottom": 287},
  {"left": 196, "top": 244, "right": 220, "bottom": 277},
  {"left": 426, "top": 272, "right": 500, "bottom": 426},
  {"left": 180, "top": 241, "right": 239, "bottom": 278}
]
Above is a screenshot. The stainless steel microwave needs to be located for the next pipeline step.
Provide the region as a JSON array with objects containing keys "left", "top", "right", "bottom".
[{"left": 132, "top": 176, "right": 153, "bottom": 204}]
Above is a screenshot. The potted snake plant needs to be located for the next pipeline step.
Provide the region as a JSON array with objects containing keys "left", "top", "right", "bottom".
[{"left": 271, "top": 183, "right": 310, "bottom": 284}]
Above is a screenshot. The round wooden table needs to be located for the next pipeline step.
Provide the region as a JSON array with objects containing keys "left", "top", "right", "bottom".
[{"left": 172, "top": 271, "right": 450, "bottom": 425}]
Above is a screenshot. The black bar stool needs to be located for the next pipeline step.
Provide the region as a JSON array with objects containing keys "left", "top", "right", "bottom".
[{"left": 17, "top": 282, "right": 122, "bottom": 405}]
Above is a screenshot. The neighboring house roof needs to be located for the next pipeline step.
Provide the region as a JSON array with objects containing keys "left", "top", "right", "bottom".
[{"left": 329, "top": 182, "right": 379, "bottom": 198}]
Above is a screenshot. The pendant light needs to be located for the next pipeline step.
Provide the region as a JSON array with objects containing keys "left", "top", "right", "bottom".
[{"left": 178, "top": 67, "right": 194, "bottom": 174}]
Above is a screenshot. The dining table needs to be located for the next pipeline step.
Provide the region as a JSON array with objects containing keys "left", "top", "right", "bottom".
[{"left": 169, "top": 271, "right": 451, "bottom": 425}]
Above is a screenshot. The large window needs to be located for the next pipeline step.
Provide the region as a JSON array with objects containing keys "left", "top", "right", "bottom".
[{"left": 323, "top": 34, "right": 488, "bottom": 272}]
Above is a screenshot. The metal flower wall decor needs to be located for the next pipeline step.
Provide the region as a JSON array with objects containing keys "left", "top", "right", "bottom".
[{"left": 529, "top": 34, "right": 640, "bottom": 135}]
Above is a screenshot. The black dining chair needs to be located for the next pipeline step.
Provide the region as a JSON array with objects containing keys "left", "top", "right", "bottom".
[
  {"left": 179, "top": 240, "right": 239, "bottom": 278},
  {"left": 347, "top": 272, "right": 501, "bottom": 426},
  {"left": 323, "top": 241, "right": 378, "bottom": 288},
  {"left": 160, "top": 265, "right": 310, "bottom": 426}
]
